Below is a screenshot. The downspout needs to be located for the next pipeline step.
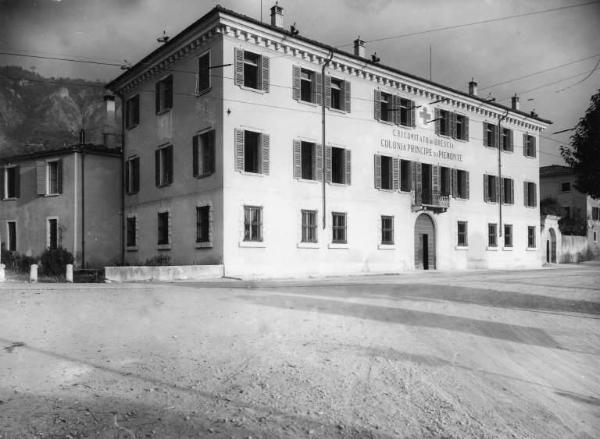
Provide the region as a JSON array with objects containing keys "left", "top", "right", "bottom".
[
  {"left": 497, "top": 109, "right": 509, "bottom": 237},
  {"left": 117, "top": 91, "right": 126, "bottom": 265},
  {"left": 81, "top": 150, "right": 85, "bottom": 268},
  {"left": 321, "top": 50, "right": 334, "bottom": 229}
]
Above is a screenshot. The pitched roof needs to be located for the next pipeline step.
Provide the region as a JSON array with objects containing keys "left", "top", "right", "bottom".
[
  {"left": 106, "top": 5, "right": 551, "bottom": 125},
  {"left": 0, "top": 144, "right": 121, "bottom": 163},
  {"left": 539, "top": 165, "right": 573, "bottom": 178}
]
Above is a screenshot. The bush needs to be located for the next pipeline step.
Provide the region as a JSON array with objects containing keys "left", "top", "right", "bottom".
[
  {"left": 144, "top": 254, "right": 171, "bottom": 266},
  {"left": 1, "top": 248, "right": 37, "bottom": 273},
  {"left": 40, "top": 247, "right": 74, "bottom": 276}
]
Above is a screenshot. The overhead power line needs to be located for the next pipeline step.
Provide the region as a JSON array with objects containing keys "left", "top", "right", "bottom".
[
  {"left": 0, "top": 51, "right": 123, "bottom": 67},
  {"left": 337, "top": 0, "right": 600, "bottom": 46}
]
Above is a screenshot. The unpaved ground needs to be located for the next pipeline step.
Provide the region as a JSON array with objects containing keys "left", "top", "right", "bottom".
[{"left": 0, "top": 265, "right": 599, "bottom": 438}]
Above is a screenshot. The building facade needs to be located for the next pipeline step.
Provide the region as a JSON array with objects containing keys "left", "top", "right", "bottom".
[
  {"left": 0, "top": 145, "right": 122, "bottom": 268},
  {"left": 107, "top": 5, "right": 550, "bottom": 277}
]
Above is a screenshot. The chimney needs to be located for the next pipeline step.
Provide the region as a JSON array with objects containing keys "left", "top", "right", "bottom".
[
  {"left": 511, "top": 94, "right": 520, "bottom": 111},
  {"left": 103, "top": 93, "right": 118, "bottom": 148},
  {"left": 354, "top": 37, "right": 365, "bottom": 58},
  {"left": 468, "top": 78, "right": 478, "bottom": 96},
  {"left": 270, "top": 2, "right": 283, "bottom": 28}
]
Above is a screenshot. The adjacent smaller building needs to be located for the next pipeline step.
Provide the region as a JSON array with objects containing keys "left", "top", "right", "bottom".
[{"left": 0, "top": 144, "right": 122, "bottom": 268}]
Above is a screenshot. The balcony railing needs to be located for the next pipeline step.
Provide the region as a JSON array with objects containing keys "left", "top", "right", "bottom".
[{"left": 412, "top": 189, "right": 449, "bottom": 212}]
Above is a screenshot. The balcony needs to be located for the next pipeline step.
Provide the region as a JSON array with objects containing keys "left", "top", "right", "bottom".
[{"left": 411, "top": 189, "right": 449, "bottom": 213}]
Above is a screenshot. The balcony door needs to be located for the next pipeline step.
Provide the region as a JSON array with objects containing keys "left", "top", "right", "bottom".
[{"left": 414, "top": 213, "right": 436, "bottom": 270}]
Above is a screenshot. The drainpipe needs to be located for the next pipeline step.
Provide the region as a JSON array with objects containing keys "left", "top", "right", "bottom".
[
  {"left": 81, "top": 149, "right": 86, "bottom": 268},
  {"left": 497, "top": 109, "right": 509, "bottom": 237},
  {"left": 321, "top": 49, "right": 333, "bottom": 229},
  {"left": 114, "top": 91, "right": 126, "bottom": 265}
]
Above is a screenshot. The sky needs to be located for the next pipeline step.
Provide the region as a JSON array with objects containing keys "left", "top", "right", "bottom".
[{"left": 1, "top": 0, "right": 599, "bottom": 166}]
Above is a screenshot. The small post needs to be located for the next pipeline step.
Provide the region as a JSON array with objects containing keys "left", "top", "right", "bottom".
[
  {"left": 66, "top": 264, "right": 73, "bottom": 283},
  {"left": 0, "top": 263, "right": 5, "bottom": 282},
  {"left": 30, "top": 264, "right": 38, "bottom": 283}
]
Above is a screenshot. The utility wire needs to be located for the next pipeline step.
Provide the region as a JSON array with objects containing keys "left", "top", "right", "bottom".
[
  {"left": 555, "top": 57, "right": 600, "bottom": 93},
  {"left": 0, "top": 51, "right": 123, "bottom": 67}
]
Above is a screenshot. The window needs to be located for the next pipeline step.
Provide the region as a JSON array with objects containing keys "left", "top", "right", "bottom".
[
  {"left": 293, "top": 141, "right": 321, "bottom": 181},
  {"left": 488, "top": 223, "right": 497, "bottom": 247},
  {"left": 455, "top": 115, "right": 468, "bottom": 140},
  {"left": 155, "top": 75, "right": 173, "bottom": 114},
  {"left": 524, "top": 181, "right": 537, "bottom": 207},
  {"left": 398, "top": 98, "right": 413, "bottom": 127},
  {"left": 47, "top": 160, "right": 62, "bottom": 195},
  {"left": 457, "top": 221, "right": 468, "bottom": 247},
  {"left": 400, "top": 160, "right": 412, "bottom": 192},
  {"left": 235, "top": 49, "right": 269, "bottom": 91},
  {"left": 592, "top": 207, "right": 600, "bottom": 221},
  {"left": 330, "top": 78, "right": 342, "bottom": 110},
  {"left": 504, "top": 224, "right": 513, "bottom": 248},
  {"left": 48, "top": 218, "right": 58, "bottom": 249},
  {"left": 1, "top": 166, "right": 19, "bottom": 199},
  {"left": 244, "top": 206, "right": 263, "bottom": 242},
  {"left": 330, "top": 147, "right": 350, "bottom": 184},
  {"left": 196, "top": 51, "right": 210, "bottom": 94},
  {"left": 125, "top": 95, "right": 140, "bottom": 129},
  {"left": 7, "top": 221, "right": 16, "bottom": 251},
  {"left": 332, "top": 212, "right": 347, "bottom": 244},
  {"left": 502, "top": 177, "right": 514, "bottom": 205},
  {"left": 126, "top": 216, "right": 137, "bottom": 248},
  {"left": 301, "top": 210, "right": 317, "bottom": 243},
  {"left": 594, "top": 231, "right": 597, "bottom": 242},
  {"left": 380, "top": 92, "right": 393, "bottom": 122},
  {"left": 528, "top": 226, "right": 536, "bottom": 248},
  {"left": 483, "top": 123, "right": 497, "bottom": 147},
  {"left": 453, "top": 169, "right": 469, "bottom": 199},
  {"left": 440, "top": 167, "right": 451, "bottom": 196},
  {"left": 375, "top": 155, "right": 394, "bottom": 190},
  {"left": 484, "top": 174, "right": 498, "bottom": 202},
  {"left": 235, "top": 129, "right": 270, "bottom": 175},
  {"left": 300, "top": 69, "right": 313, "bottom": 102},
  {"left": 157, "top": 211, "right": 169, "bottom": 246},
  {"left": 374, "top": 91, "right": 414, "bottom": 126},
  {"left": 434, "top": 110, "right": 468, "bottom": 140},
  {"left": 564, "top": 206, "right": 571, "bottom": 218},
  {"left": 155, "top": 145, "right": 173, "bottom": 187},
  {"left": 381, "top": 216, "right": 394, "bottom": 245},
  {"left": 193, "top": 130, "right": 215, "bottom": 178},
  {"left": 561, "top": 182, "right": 571, "bottom": 192},
  {"left": 523, "top": 134, "right": 536, "bottom": 157},
  {"left": 302, "top": 142, "right": 315, "bottom": 180},
  {"left": 438, "top": 109, "right": 451, "bottom": 136},
  {"left": 501, "top": 128, "right": 513, "bottom": 151},
  {"left": 196, "top": 206, "right": 210, "bottom": 243},
  {"left": 125, "top": 156, "right": 140, "bottom": 195}
]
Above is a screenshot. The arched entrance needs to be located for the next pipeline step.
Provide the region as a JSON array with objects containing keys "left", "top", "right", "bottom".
[
  {"left": 546, "top": 228, "right": 557, "bottom": 263},
  {"left": 414, "top": 214, "right": 436, "bottom": 270}
]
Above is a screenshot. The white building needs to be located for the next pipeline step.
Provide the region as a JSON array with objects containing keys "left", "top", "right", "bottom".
[{"left": 106, "top": 4, "right": 551, "bottom": 277}]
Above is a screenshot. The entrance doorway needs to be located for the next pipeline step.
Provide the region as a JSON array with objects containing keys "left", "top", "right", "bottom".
[
  {"left": 546, "top": 228, "right": 557, "bottom": 263},
  {"left": 414, "top": 214, "right": 435, "bottom": 270}
]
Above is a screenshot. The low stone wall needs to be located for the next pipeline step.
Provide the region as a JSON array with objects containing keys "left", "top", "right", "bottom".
[
  {"left": 105, "top": 265, "right": 224, "bottom": 282},
  {"left": 560, "top": 235, "right": 592, "bottom": 263}
]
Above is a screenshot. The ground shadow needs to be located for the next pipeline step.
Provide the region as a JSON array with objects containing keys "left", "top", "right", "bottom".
[{"left": 237, "top": 294, "right": 561, "bottom": 349}]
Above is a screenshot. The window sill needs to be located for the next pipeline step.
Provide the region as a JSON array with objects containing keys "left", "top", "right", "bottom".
[
  {"left": 239, "top": 170, "right": 266, "bottom": 177},
  {"left": 376, "top": 187, "right": 395, "bottom": 193},
  {"left": 523, "top": 155, "right": 537, "bottom": 159},
  {"left": 1, "top": 197, "right": 18, "bottom": 201},
  {"left": 157, "top": 244, "right": 171, "bottom": 251},
  {"left": 296, "top": 177, "right": 320, "bottom": 184},
  {"left": 126, "top": 246, "right": 138, "bottom": 252},
  {"left": 328, "top": 107, "right": 348, "bottom": 115},
  {"left": 45, "top": 193, "right": 61, "bottom": 197},
  {"left": 502, "top": 148, "right": 514, "bottom": 154},
  {"left": 329, "top": 182, "right": 349, "bottom": 187},
  {"left": 156, "top": 108, "right": 172, "bottom": 116},
  {"left": 377, "top": 119, "right": 395, "bottom": 126},
  {"left": 455, "top": 245, "right": 469, "bottom": 250},
  {"left": 526, "top": 247, "right": 538, "bottom": 251},
  {"left": 196, "top": 242, "right": 213, "bottom": 249},
  {"left": 486, "top": 246, "right": 498, "bottom": 251},
  {"left": 195, "top": 87, "right": 211, "bottom": 97},
  {"left": 126, "top": 123, "right": 139, "bottom": 131},
  {"left": 194, "top": 173, "right": 215, "bottom": 180},
  {"left": 239, "top": 85, "right": 266, "bottom": 94},
  {"left": 239, "top": 241, "right": 266, "bottom": 248},
  {"left": 157, "top": 183, "right": 173, "bottom": 188},
  {"left": 297, "top": 242, "right": 320, "bottom": 249},
  {"left": 328, "top": 243, "right": 348, "bottom": 249},
  {"left": 503, "top": 246, "right": 513, "bottom": 251},
  {"left": 378, "top": 244, "right": 395, "bottom": 250},
  {"left": 296, "top": 99, "right": 319, "bottom": 107}
]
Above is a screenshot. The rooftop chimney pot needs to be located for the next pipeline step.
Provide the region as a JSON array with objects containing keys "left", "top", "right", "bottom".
[
  {"left": 270, "top": 2, "right": 283, "bottom": 28},
  {"left": 353, "top": 37, "right": 365, "bottom": 58},
  {"left": 468, "top": 78, "right": 478, "bottom": 96},
  {"left": 511, "top": 94, "right": 520, "bottom": 111}
]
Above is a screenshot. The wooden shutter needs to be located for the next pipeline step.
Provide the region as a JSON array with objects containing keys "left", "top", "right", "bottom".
[
  {"left": 293, "top": 140, "right": 301, "bottom": 178},
  {"left": 414, "top": 162, "right": 422, "bottom": 205},
  {"left": 133, "top": 158, "right": 140, "bottom": 193},
  {"left": 0, "top": 167, "right": 4, "bottom": 199},
  {"left": 374, "top": 90, "right": 381, "bottom": 120},
  {"left": 524, "top": 181, "right": 529, "bottom": 206},
  {"left": 501, "top": 178, "right": 505, "bottom": 204},
  {"left": 374, "top": 154, "right": 382, "bottom": 189},
  {"left": 36, "top": 160, "right": 46, "bottom": 195},
  {"left": 261, "top": 55, "right": 270, "bottom": 92},
  {"left": 325, "top": 146, "right": 332, "bottom": 183},
  {"left": 345, "top": 149, "right": 351, "bottom": 185},
  {"left": 463, "top": 116, "right": 469, "bottom": 141},
  {"left": 234, "top": 129, "right": 244, "bottom": 172},
  {"left": 57, "top": 159, "right": 63, "bottom": 194},
  {"left": 193, "top": 135, "right": 199, "bottom": 177},
  {"left": 432, "top": 165, "right": 440, "bottom": 195},
  {"left": 508, "top": 179, "right": 514, "bottom": 204},
  {"left": 155, "top": 81, "right": 160, "bottom": 114},
  {"left": 315, "top": 144, "right": 323, "bottom": 181},
  {"left": 234, "top": 48, "right": 244, "bottom": 86},
  {"left": 451, "top": 169, "right": 457, "bottom": 197},
  {"left": 324, "top": 75, "right": 332, "bottom": 108},
  {"left": 483, "top": 175, "right": 489, "bottom": 202},
  {"left": 125, "top": 161, "right": 130, "bottom": 193},
  {"left": 410, "top": 100, "right": 416, "bottom": 127},
  {"left": 531, "top": 136, "right": 537, "bottom": 158},
  {"left": 465, "top": 172, "right": 470, "bottom": 199},
  {"left": 168, "top": 146, "right": 174, "bottom": 184},
  {"left": 344, "top": 81, "right": 351, "bottom": 113},
  {"left": 314, "top": 72, "right": 323, "bottom": 105},
  {"left": 450, "top": 112, "right": 457, "bottom": 139},
  {"left": 292, "top": 66, "right": 301, "bottom": 101},
  {"left": 392, "top": 158, "right": 400, "bottom": 190},
  {"left": 392, "top": 95, "right": 400, "bottom": 125},
  {"left": 434, "top": 108, "right": 440, "bottom": 134},
  {"left": 261, "top": 133, "right": 270, "bottom": 175},
  {"left": 13, "top": 166, "right": 20, "bottom": 198},
  {"left": 208, "top": 131, "right": 216, "bottom": 174},
  {"left": 165, "top": 76, "right": 173, "bottom": 109},
  {"left": 532, "top": 183, "right": 537, "bottom": 206},
  {"left": 492, "top": 125, "right": 498, "bottom": 148},
  {"left": 155, "top": 149, "right": 161, "bottom": 186}
]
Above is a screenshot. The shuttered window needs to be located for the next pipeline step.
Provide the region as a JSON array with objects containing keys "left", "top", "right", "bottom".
[
  {"left": 301, "top": 210, "right": 317, "bottom": 243},
  {"left": 234, "top": 48, "right": 269, "bottom": 92},
  {"left": 527, "top": 226, "right": 536, "bottom": 248},
  {"left": 502, "top": 177, "right": 514, "bottom": 205},
  {"left": 440, "top": 167, "right": 451, "bottom": 196},
  {"left": 483, "top": 123, "right": 497, "bottom": 147},
  {"left": 451, "top": 169, "right": 469, "bottom": 199},
  {"left": 524, "top": 181, "right": 537, "bottom": 207},
  {"left": 125, "top": 156, "right": 140, "bottom": 195},
  {"left": 524, "top": 134, "right": 536, "bottom": 157},
  {"left": 244, "top": 206, "right": 263, "bottom": 242},
  {"left": 7, "top": 221, "right": 16, "bottom": 251},
  {"left": 126, "top": 217, "right": 137, "bottom": 247},
  {"left": 501, "top": 128, "right": 513, "bottom": 151},
  {"left": 1, "top": 166, "right": 20, "bottom": 199},
  {"left": 379, "top": 92, "right": 393, "bottom": 122},
  {"left": 292, "top": 66, "right": 322, "bottom": 104},
  {"left": 400, "top": 160, "right": 412, "bottom": 192},
  {"left": 397, "top": 97, "right": 415, "bottom": 127},
  {"left": 125, "top": 95, "right": 140, "bottom": 129},
  {"left": 234, "top": 129, "right": 270, "bottom": 175},
  {"left": 381, "top": 216, "right": 394, "bottom": 245},
  {"left": 504, "top": 224, "right": 513, "bottom": 248},
  {"left": 196, "top": 206, "right": 210, "bottom": 243},
  {"left": 488, "top": 223, "right": 498, "bottom": 247},
  {"left": 328, "top": 147, "right": 351, "bottom": 185},
  {"left": 157, "top": 211, "right": 170, "bottom": 245},
  {"left": 155, "top": 145, "right": 173, "bottom": 187},
  {"left": 193, "top": 130, "right": 215, "bottom": 178},
  {"left": 332, "top": 212, "right": 347, "bottom": 244},
  {"left": 293, "top": 140, "right": 322, "bottom": 181},
  {"left": 155, "top": 75, "right": 173, "bottom": 114},
  {"left": 47, "top": 160, "right": 63, "bottom": 195},
  {"left": 457, "top": 221, "right": 468, "bottom": 247},
  {"left": 438, "top": 110, "right": 451, "bottom": 136},
  {"left": 374, "top": 155, "right": 396, "bottom": 190},
  {"left": 483, "top": 174, "right": 498, "bottom": 203},
  {"left": 196, "top": 51, "right": 210, "bottom": 94},
  {"left": 48, "top": 218, "right": 58, "bottom": 249},
  {"left": 455, "top": 115, "right": 469, "bottom": 140}
]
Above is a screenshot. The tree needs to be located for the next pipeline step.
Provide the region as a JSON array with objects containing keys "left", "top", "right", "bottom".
[{"left": 561, "top": 89, "right": 600, "bottom": 199}]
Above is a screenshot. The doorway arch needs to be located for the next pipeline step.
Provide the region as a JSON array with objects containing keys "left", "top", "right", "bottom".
[
  {"left": 414, "top": 214, "right": 436, "bottom": 270},
  {"left": 546, "top": 228, "right": 557, "bottom": 263}
]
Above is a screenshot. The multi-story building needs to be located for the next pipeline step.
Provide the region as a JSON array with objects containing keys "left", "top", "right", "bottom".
[
  {"left": 0, "top": 143, "right": 122, "bottom": 268},
  {"left": 540, "top": 165, "right": 600, "bottom": 256},
  {"left": 106, "top": 4, "right": 550, "bottom": 277}
]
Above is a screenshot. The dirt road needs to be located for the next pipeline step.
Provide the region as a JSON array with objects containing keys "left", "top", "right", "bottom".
[{"left": 1, "top": 265, "right": 599, "bottom": 438}]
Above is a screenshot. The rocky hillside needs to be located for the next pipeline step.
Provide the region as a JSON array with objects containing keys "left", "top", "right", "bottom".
[{"left": 0, "top": 66, "right": 114, "bottom": 157}]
